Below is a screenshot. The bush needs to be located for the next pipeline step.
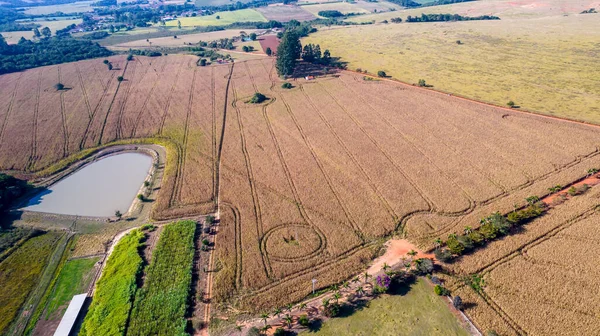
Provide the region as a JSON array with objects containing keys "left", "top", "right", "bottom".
[
  {"left": 266, "top": 47, "right": 272, "bottom": 56},
  {"left": 507, "top": 100, "right": 515, "bottom": 108},
  {"left": 434, "top": 284, "right": 449, "bottom": 296},
  {"left": 318, "top": 10, "right": 344, "bottom": 18},
  {"left": 377, "top": 70, "right": 387, "bottom": 77},
  {"left": 248, "top": 92, "right": 267, "bottom": 104},
  {"left": 467, "top": 230, "right": 485, "bottom": 245},
  {"left": 487, "top": 212, "right": 512, "bottom": 235},
  {"left": 137, "top": 193, "right": 144, "bottom": 201},
  {"left": 418, "top": 79, "right": 427, "bottom": 87},
  {"left": 199, "top": 58, "right": 207, "bottom": 66},
  {"left": 456, "top": 235, "right": 474, "bottom": 252},
  {"left": 55, "top": 83, "right": 64, "bottom": 90},
  {"left": 126, "top": 54, "right": 133, "bottom": 61},
  {"left": 247, "top": 327, "right": 261, "bottom": 336},
  {"left": 117, "top": 76, "right": 124, "bottom": 82},
  {"left": 446, "top": 235, "right": 465, "bottom": 255},
  {"left": 281, "top": 82, "right": 292, "bottom": 89},
  {"left": 434, "top": 248, "right": 453, "bottom": 262},
  {"left": 452, "top": 295, "right": 463, "bottom": 310},
  {"left": 478, "top": 222, "right": 498, "bottom": 240},
  {"left": 274, "top": 328, "right": 286, "bottom": 336},
  {"left": 323, "top": 303, "right": 340, "bottom": 317},
  {"left": 415, "top": 258, "right": 434, "bottom": 275},
  {"left": 298, "top": 314, "right": 309, "bottom": 326}
]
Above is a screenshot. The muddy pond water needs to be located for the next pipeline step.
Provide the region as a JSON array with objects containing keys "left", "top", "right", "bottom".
[{"left": 24, "top": 153, "right": 152, "bottom": 217}]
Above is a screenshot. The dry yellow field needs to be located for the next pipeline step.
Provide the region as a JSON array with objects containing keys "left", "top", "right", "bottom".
[{"left": 306, "top": 8, "right": 600, "bottom": 123}]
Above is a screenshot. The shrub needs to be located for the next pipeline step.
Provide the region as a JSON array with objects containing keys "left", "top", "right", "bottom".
[
  {"left": 487, "top": 212, "right": 512, "bottom": 235},
  {"left": 127, "top": 54, "right": 133, "bottom": 61},
  {"left": 247, "top": 327, "right": 261, "bottom": 336},
  {"left": 415, "top": 258, "right": 434, "bottom": 275},
  {"left": 318, "top": 10, "right": 344, "bottom": 18},
  {"left": 323, "top": 303, "right": 340, "bottom": 317},
  {"left": 202, "top": 239, "right": 210, "bottom": 246},
  {"left": 377, "top": 70, "right": 387, "bottom": 77},
  {"left": 467, "top": 230, "right": 485, "bottom": 245},
  {"left": 356, "top": 68, "right": 362, "bottom": 72},
  {"left": 298, "top": 314, "right": 309, "bottom": 326},
  {"left": 117, "top": 76, "right": 124, "bottom": 82},
  {"left": 199, "top": 58, "right": 207, "bottom": 66},
  {"left": 137, "top": 194, "right": 144, "bottom": 201},
  {"left": 479, "top": 222, "right": 498, "bottom": 240},
  {"left": 434, "top": 248, "right": 453, "bottom": 262},
  {"left": 434, "top": 284, "right": 449, "bottom": 296},
  {"left": 446, "top": 235, "right": 465, "bottom": 255},
  {"left": 281, "top": 82, "right": 293, "bottom": 89},
  {"left": 274, "top": 328, "right": 286, "bottom": 336},
  {"left": 55, "top": 83, "right": 64, "bottom": 90},
  {"left": 418, "top": 79, "right": 427, "bottom": 87},
  {"left": 452, "top": 295, "right": 463, "bottom": 310},
  {"left": 487, "top": 330, "right": 499, "bottom": 336},
  {"left": 248, "top": 92, "right": 267, "bottom": 104},
  {"left": 266, "top": 47, "right": 272, "bottom": 56},
  {"left": 507, "top": 100, "right": 515, "bottom": 108},
  {"left": 456, "top": 235, "right": 474, "bottom": 252}
]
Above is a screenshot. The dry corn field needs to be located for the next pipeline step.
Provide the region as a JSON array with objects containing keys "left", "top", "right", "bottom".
[{"left": 1, "top": 56, "right": 600, "bottom": 333}]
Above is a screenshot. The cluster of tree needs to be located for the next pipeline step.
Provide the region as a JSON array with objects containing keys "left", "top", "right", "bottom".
[
  {"left": 129, "top": 49, "right": 162, "bottom": 57},
  {"left": 193, "top": 47, "right": 229, "bottom": 61},
  {"left": 434, "top": 197, "right": 547, "bottom": 262},
  {"left": 406, "top": 13, "right": 500, "bottom": 22},
  {"left": 301, "top": 43, "right": 330, "bottom": 64},
  {"left": 387, "top": 0, "right": 473, "bottom": 8},
  {"left": 318, "top": 10, "right": 345, "bottom": 18},
  {"left": 197, "top": 0, "right": 290, "bottom": 13},
  {"left": 580, "top": 8, "right": 597, "bottom": 14},
  {"left": 0, "top": 173, "right": 29, "bottom": 213},
  {"left": 55, "top": 23, "right": 77, "bottom": 36},
  {"left": 82, "top": 31, "right": 110, "bottom": 40},
  {"left": 205, "top": 38, "right": 234, "bottom": 49},
  {"left": 276, "top": 30, "right": 302, "bottom": 77},
  {"left": 0, "top": 8, "right": 38, "bottom": 32},
  {"left": 390, "top": 17, "right": 402, "bottom": 23},
  {"left": 92, "top": 0, "right": 117, "bottom": 6},
  {"left": 0, "top": 35, "right": 113, "bottom": 74},
  {"left": 0, "top": 0, "right": 78, "bottom": 7},
  {"left": 242, "top": 45, "right": 254, "bottom": 52}
]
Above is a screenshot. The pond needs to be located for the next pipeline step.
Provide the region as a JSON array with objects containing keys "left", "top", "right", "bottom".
[{"left": 24, "top": 153, "right": 153, "bottom": 217}]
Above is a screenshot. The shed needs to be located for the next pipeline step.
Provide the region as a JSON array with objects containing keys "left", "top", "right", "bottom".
[{"left": 53, "top": 294, "right": 87, "bottom": 336}]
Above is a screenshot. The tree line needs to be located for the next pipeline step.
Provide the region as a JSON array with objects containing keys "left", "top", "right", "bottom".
[
  {"left": 0, "top": 35, "right": 113, "bottom": 74},
  {"left": 276, "top": 30, "right": 334, "bottom": 77},
  {"left": 406, "top": 13, "right": 500, "bottom": 22}
]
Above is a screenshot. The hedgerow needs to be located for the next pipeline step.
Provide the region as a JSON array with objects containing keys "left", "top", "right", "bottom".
[
  {"left": 79, "top": 229, "right": 145, "bottom": 336},
  {"left": 127, "top": 220, "right": 197, "bottom": 336}
]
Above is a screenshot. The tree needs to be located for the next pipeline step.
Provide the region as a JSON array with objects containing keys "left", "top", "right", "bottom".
[
  {"left": 283, "top": 314, "right": 293, "bottom": 328},
  {"left": 507, "top": 100, "right": 515, "bottom": 108},
  {"left": 249, "top": 33, "right": 257, "bottom": 40},
  {"left": 418, "top": 79, "right": 427, "bottom": 87},
  {"left": 199, "top": 58, "right": 207, "bottom": 66},
  {"left": 103, "top": 59, "right": 109, "bottom": 64},
  {"left": 127, "top": 54, "right": 133, "bottom": 61},
  {"left": 41, "top": 27, "right": 51, "bottom": 38},
  {"left": 260, "top": 313, "right": 269, "bottom": 325},
  {"left": 377, "top": 70, "right": 387, "bottom": 77},
  {"left": 286, "top": 303, "right": 293, "bottom": 313},
  {"left": 452, "top": 295, "right": 463, "bottom": 310},
  {"left": 33, "top": 27, "right": 41, "bottom": 38},
  {"left": 109, "top": 25, "right": 115, "bottom": 33},
  {"left": 117, "top": 76, "right": 124, "bottom": 82},
  {"left": 115, "top": 210, "right": 122, "bottom": 219},
  {"left": 276, "top": 30, "right": 302, "bottom": 77},
  {"left": 322, "top": 49, "right": 331, "bottom": 64},
  {"left": 248, "top": 92, "right": 267, "bottom": 104},
  {"left": 107, "top": 62, "right": 113, "bottom": 70},
  {"left": 356, "top": 286, "right": 365, "bottom": 297},
  {"left": 55, "top": 83, "right": 65, "bottom": 91},
  {"left": 273, "top": 307, "right": 282, "bottom": 318},
  {"left": 265, "top": 47, "right": 272, "bottom": 56},
  {"left": 216, "top": 15, "right": 221, "bottom": 20},
  {"left": 177, "top": 20, "right": 182, "bottom": 29},
  {"left": 333, "top": 291, "right": 341, "bottom": 304}
]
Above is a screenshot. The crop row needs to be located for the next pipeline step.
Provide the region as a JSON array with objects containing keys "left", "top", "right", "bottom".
[
  {"left": 127, "top": 220, "right": 196, "bottom": 336},
  {"left": 79, "top": 229, "right": 145, "bottom": 336}
]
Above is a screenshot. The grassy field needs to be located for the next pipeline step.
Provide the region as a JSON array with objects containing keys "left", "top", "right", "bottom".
[
  {"left": 195, "top": 0, "right": 255, "bottom": 7},
  {"left": 309, "top": 279, "right": 469, "bottom": 336},
  {"left": 164, "top": 9, "right": 267, "bottom": 27},
  {"left": 304, "top": 14, "right": 600, "bottom": 123},
  {"left": 128, "top": 220, "right": 196, "bottom": 336},
  {"left": 79, "top": 229, "right": 144, "bottom": 336},
  {"left": 22, "top": 1, "right": 95, "bottom": 15},
  {"left": 110, "top": 29, "right": 260, "bottom": 50},
  {"left": 0, "top": 232, "right": 61, "bottom": 334},
  {"left": 44, "top": 257, "right": 98, "bottom": 318}
]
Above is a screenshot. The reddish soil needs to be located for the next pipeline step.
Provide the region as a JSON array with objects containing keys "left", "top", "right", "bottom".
[
  {"left": 368, "top": 239, "right": 434, "bottom": 275},
  {"left": 258, "top": 35, "right": 280, "bottom": 55},
  {"left": 542, "top": 173, "right": 600, "bottom": 205}
]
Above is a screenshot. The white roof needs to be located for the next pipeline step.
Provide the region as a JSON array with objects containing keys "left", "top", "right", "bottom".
[{"left": 53, "top": 294, "right": 87, "bottom": 336}]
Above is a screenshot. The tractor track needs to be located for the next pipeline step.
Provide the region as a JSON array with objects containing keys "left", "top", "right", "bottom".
[
  {"left": 157, "top": 59, "right": 185, "bottom": 135},
  {"left": 0, "top": 73, "right": 23, "bottom": 151},
  {"left": 26, "top": 71, "right": 43, "bottom": 171},
  {"left": 79, "top": 67, "right": 118, "bottom": 150},
  {"left": 58, "top": 66, "right": 69, "bottom": 157},
  {"left": 116, "top": 58, "right": 153, "bottom": 140},
  {"left": 96, "top": 60, "right": 134, "bottom": 145},
  {"left": 131, "top": 57, "right": 168, "bottom": 138}
]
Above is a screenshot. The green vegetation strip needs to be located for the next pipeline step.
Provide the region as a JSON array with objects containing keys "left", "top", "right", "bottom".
[
  {"left": 46, "top": 257, "right": 99, "bottom": 318},
  {"left": 128, "top": 220, "right": 197, "bottom": 336},
  {"left": 80, "top": 229, "right": 145, "bottom": 336},
  {"left": 0, "top": 232, "right": 61, "bottom": 335}
]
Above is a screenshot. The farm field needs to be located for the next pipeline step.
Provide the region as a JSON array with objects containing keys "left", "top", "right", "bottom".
[
  {"left": 305, "top": 14, "right": 600, "bottom": 123},
  {"left": 195, "top": 0, "right": 255, "bottom": 7},
  {"left": 110, "top": 29, "right": 261, "bottom": 50},
  {"left": 21, "top": 0, "right": 95, "bottom": 15},
  {"left": 309, "top": 279, "right": 470, "bottom": 336},
  {"left": 257, "top": 4, "right": 317, "bottom": 22},
  {"left": 164, "top": 9, "right": 267, "bottom": 27},
  {"left": 2, "top": 53, "right": 600, "bottom": 335},
  {"left": 128, "top": 220, "right": 196, "bottom": 335},
  {"left": 80, "top": 229, "right": 144, "bottom": 336},
  {"left": 0, "top": 232, "right": 62, "bottom": 335},
  {"left": 1, "top": 18, "right": 83, "bottom": 44}
]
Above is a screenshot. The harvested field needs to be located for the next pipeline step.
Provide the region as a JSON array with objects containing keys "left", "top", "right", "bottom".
[
  {"left": 256, "top": 4, "right": 317, "bottom": 22},
  {"left": 110, "top": 29, "right": 262, "bottom": 50},
  {"left": 258, "top": 34, "right": 279, "bottom": 54},
  {"left": 300, "top": 2, "right": 370, "bottom": 16},
  {"left": 2, "top": 55, "right": 600, "bottom": 334}
]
